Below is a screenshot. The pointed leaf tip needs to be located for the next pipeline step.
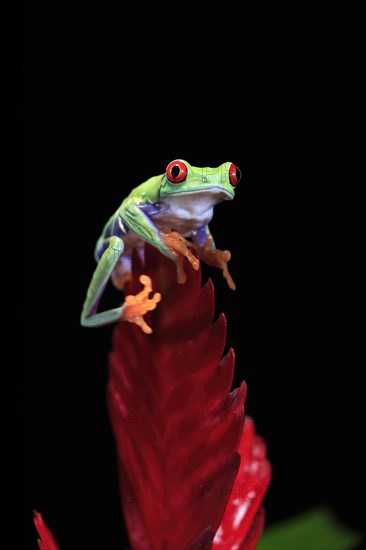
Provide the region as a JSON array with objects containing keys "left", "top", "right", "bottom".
[
  {"left": 33, "top": 511, "right": 61, "bottom": 550},
  {"left": 213, "top": 417, "right": 271, "bottom": 550}
]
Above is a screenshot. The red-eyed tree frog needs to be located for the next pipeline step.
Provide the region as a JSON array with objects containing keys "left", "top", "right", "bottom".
[{"left": 81, "top": 159, "right": 241, "bottom": 333}]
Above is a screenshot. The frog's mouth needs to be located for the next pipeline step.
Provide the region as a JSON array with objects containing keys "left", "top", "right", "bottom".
[{"left": 171, "top": 186, "right": 234, "bottom": 200}]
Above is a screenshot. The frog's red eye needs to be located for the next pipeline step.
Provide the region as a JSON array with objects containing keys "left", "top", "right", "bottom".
[
  {"left": 229, "top": 163, "right": 242, "bottom": 186},
  {"left": 166, "top": 160, "right": 187, "bottom": 183}
]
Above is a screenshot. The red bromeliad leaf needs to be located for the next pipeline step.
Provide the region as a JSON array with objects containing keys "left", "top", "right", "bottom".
[
  {"left": 212, "top": 417, "right": 272, "bottom": 549},
  {"left": 33, "top": 511, "right": 61, "bottom": 550},
  {"left": 107, "top": 244, "right": 269, "bottom": 549},
  {"left": 239, "top": 508, "right": 266, "bottom": 550}
]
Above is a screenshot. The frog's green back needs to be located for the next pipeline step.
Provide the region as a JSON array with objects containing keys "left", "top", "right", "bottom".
[{"left": 123, "top": 175, "right": 163, "bottom": 206}]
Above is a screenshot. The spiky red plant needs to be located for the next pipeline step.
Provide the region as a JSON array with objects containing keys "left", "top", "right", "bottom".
[
  {"left": 34, "top": 244, "right": 271, "bottom": 549},
  {"left": 107, "top": 244, "right": 271, "bottom": 549}
]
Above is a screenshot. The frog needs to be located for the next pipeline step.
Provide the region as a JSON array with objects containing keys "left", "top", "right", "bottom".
[{"left": 80, "top": 159, "right": 242, "bottom": 333}]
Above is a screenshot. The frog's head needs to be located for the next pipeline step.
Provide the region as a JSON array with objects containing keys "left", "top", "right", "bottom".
[{"left": 159, "top": 159, "right": 242, "bottom": 202}]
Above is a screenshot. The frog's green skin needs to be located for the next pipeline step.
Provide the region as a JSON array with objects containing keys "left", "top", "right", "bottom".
[{"left": 81, "top": 159, "right": 239, "bottom": 327}]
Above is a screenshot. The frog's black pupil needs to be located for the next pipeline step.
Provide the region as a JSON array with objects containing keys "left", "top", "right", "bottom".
[
  {"left": 236, "top": 168, "right": 240, "bottom": 181},
  {"left": 171, "top": 165, "right": 180, "bottom": 179}
]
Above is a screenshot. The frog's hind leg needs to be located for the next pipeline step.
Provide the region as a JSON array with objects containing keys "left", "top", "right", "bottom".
[
  {"left": 111, "top": 253, "right": 133, "bottom": 290},
  {"left": 81, "top": 236, "right": 126, "bottom": 327},
  {"left": 81, "top": 238, "right": 161, "bottom": 332}
]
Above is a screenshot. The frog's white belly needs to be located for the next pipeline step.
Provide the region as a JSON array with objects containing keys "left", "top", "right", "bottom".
[{"left": 155, "top": 194, "right": 216, "bottom": 236}]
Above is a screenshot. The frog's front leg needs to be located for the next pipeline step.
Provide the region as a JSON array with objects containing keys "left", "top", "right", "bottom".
[
  {"left": 192, "top": 226, "right": 236, "bottom": 291},
  {"left": 121, "top": 202, "right": 200, "bottom": 283},
  {"left": 81, "top": 236, "right": 161, "bottom": 332}
]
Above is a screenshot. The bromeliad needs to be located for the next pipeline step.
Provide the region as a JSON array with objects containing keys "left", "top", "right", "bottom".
[{"left": 35, "top": 243, "right": 271, "bottom": 550}]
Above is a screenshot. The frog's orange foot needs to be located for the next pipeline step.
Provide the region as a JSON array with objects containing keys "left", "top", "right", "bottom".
[
  {"left": 197, "top": 235, "right": 236, "bottom": 291},
  {"left": 161, "top": 229, "right": 199, "bottom": 284},
  {"left": 122, "top": 275, "right": 161, "bottom": 334}
]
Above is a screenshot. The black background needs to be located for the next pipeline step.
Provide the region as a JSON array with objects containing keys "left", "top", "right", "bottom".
[{"left": 18, "top": 3, "right": 364, "bottom": 550}]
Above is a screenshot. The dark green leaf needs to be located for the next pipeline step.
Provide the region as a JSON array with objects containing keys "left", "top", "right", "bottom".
[{"left": 257, "top": 506, "right": 363, "bottom": 550}]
